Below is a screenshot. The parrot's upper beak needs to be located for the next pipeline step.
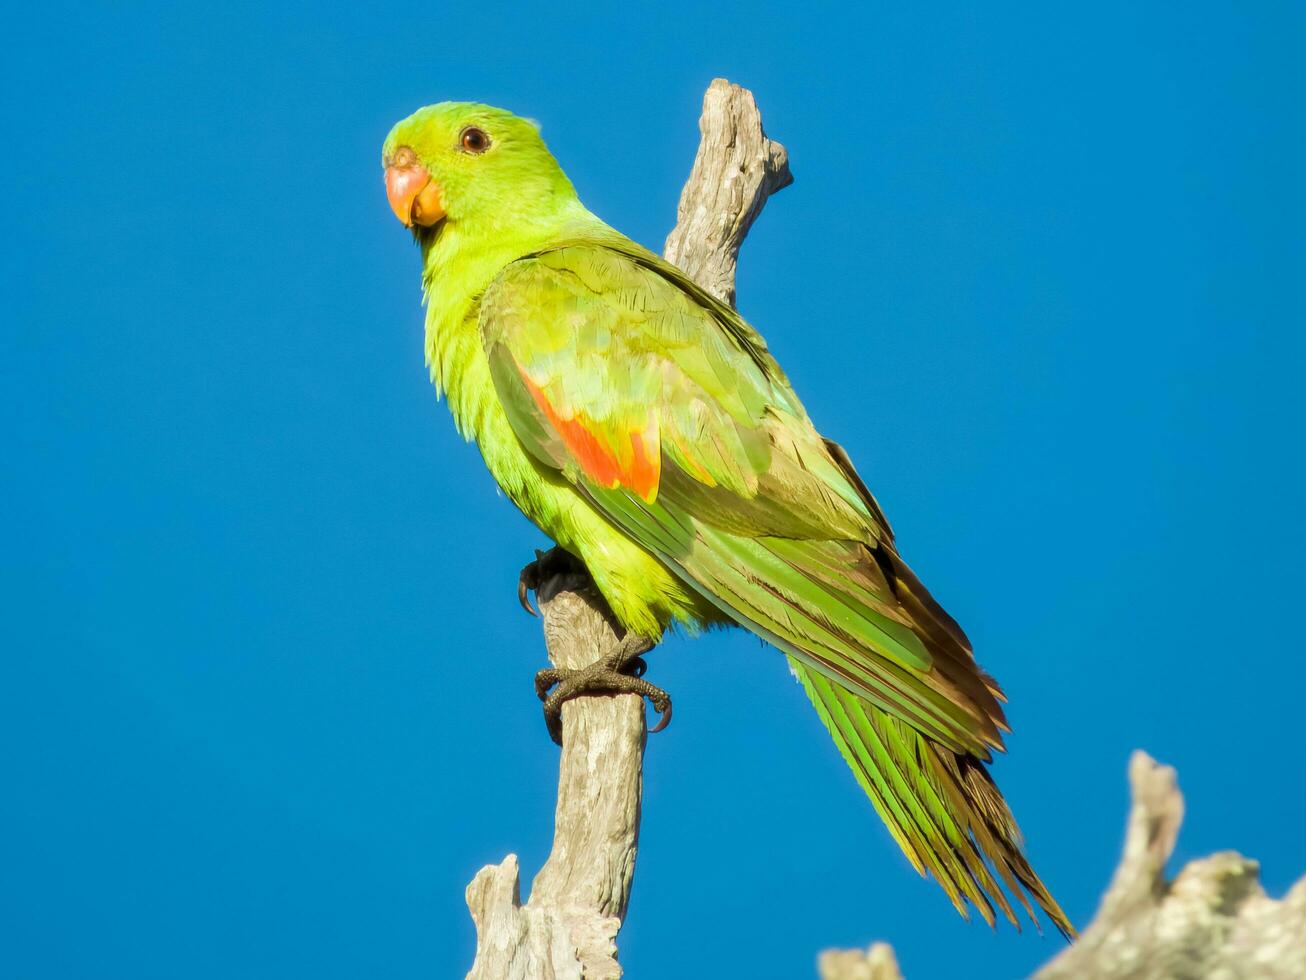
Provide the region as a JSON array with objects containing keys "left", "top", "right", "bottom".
[{"left": 385, "top": 146, "right": 446, "bottom": 228}]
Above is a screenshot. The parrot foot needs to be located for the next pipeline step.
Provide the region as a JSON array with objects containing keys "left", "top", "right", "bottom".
[
  {"left": 535, "top": 634, "right": 671, "bottom": 745},
  {"left": 517, "top": 546, "right": 586, "bottom": 616}
]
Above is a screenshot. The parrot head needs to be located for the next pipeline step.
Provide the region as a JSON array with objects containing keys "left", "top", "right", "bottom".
[{"left": 382, "top": 102, "right": 577, "bottom": 236}]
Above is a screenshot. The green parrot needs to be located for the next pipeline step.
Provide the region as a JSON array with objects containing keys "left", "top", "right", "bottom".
[{"left": 382, "top": 101, "right": 1074, "bottom": 937}]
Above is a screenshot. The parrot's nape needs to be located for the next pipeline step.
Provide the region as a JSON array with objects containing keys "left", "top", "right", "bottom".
[{"left": 381, "top": 100, "right": 1075, "bottom": 938}]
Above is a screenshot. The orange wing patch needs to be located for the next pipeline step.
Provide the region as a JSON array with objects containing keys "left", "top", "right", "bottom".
[
  {"left": 518, "top": 366, "right": 661, "bottom": 503},
  {"left": 626, "top": 428, "right": 660, "bottom": 502}
]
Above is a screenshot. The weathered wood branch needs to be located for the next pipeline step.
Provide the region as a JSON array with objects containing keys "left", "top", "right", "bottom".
[
  {"left": 1035, "top": 751, "right": 1306, "bottom": 980},
  {"left": 663, "top": 78, "right": 793, "bottom": 306},
  {"left": 464, "top": 78, "right": 791, "bottom": 980},
  {"left": 818, "top": 751, "right": 1306, "bottom": 980},
  {"left": 464, "top": 574, "right": 639, "bottom": 980},
  {"left": 819, "top": 942, "right": 907, "bottom": 980}
]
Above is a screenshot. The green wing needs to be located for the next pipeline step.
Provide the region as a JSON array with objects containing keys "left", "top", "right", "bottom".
[{"left": 479, "top": 240, "right": 1072, "bottom": 936}]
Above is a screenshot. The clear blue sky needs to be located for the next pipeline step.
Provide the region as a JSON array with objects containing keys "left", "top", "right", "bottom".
[{"left": 5, "top": 3, "right": 1303, "bottom": 977}]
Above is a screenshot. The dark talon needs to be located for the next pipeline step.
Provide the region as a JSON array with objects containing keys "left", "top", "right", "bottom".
[
  {"left": 518, "top": 576, "right": 538, "bottom": 617},
  {"left": 516, "top": 548, "right": 547, "bottom": 617},
  {"left": 626, "top": 656, "right": 647, "bottom": 678},
  {"left": 649, "top": 697, "right": 672, "bottom": 734}
]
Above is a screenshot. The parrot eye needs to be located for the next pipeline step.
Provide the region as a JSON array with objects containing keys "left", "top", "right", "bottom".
[{"left": 460, "top": 127, "right": 491, "bottom": 154}]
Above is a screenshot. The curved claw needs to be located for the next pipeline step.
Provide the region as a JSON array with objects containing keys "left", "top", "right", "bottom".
[
  {"left": 648, "top": 698, "right": 673, "bottom": 734},
  {"left": 517, "top": 549, "right": 548, "bottom": 618},
  {"left": 518, "top": 575, "right": 538, "bottom": 617}
]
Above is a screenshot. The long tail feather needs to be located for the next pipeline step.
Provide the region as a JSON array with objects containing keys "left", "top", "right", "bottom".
[{"left": 792, "top": 659, "right": 1075, "bottom": 938}]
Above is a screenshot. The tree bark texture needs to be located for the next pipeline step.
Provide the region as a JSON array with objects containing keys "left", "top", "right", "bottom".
[{"left": 464, "top": 78, "right": 792, "bottom": 980}]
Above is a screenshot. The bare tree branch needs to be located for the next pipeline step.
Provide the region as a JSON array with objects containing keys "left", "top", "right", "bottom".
[
  {"left": 464, "top": 78, "right": 791, "bottom": 980},
  {"left": 818, "top": 751, "right": 1306, "bottom": 979},
  {"left": 664, "top": 78, "right": 793, "bottom": 306},
  {"left": 819, "top": 943, "right": 906, "bottom": 980},
  {"left": 1035, "top": 751, "right": 1306, "bottom": 980}
]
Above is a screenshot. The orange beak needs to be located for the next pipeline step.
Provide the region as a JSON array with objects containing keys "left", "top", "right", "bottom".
[{"left": 385, "top": 146, "right": 446, "bottom": 227}]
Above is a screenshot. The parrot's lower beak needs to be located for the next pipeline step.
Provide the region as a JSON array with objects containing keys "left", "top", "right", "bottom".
[{"left": 385, "top": 147, "right": 446, "bottom": 228}]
